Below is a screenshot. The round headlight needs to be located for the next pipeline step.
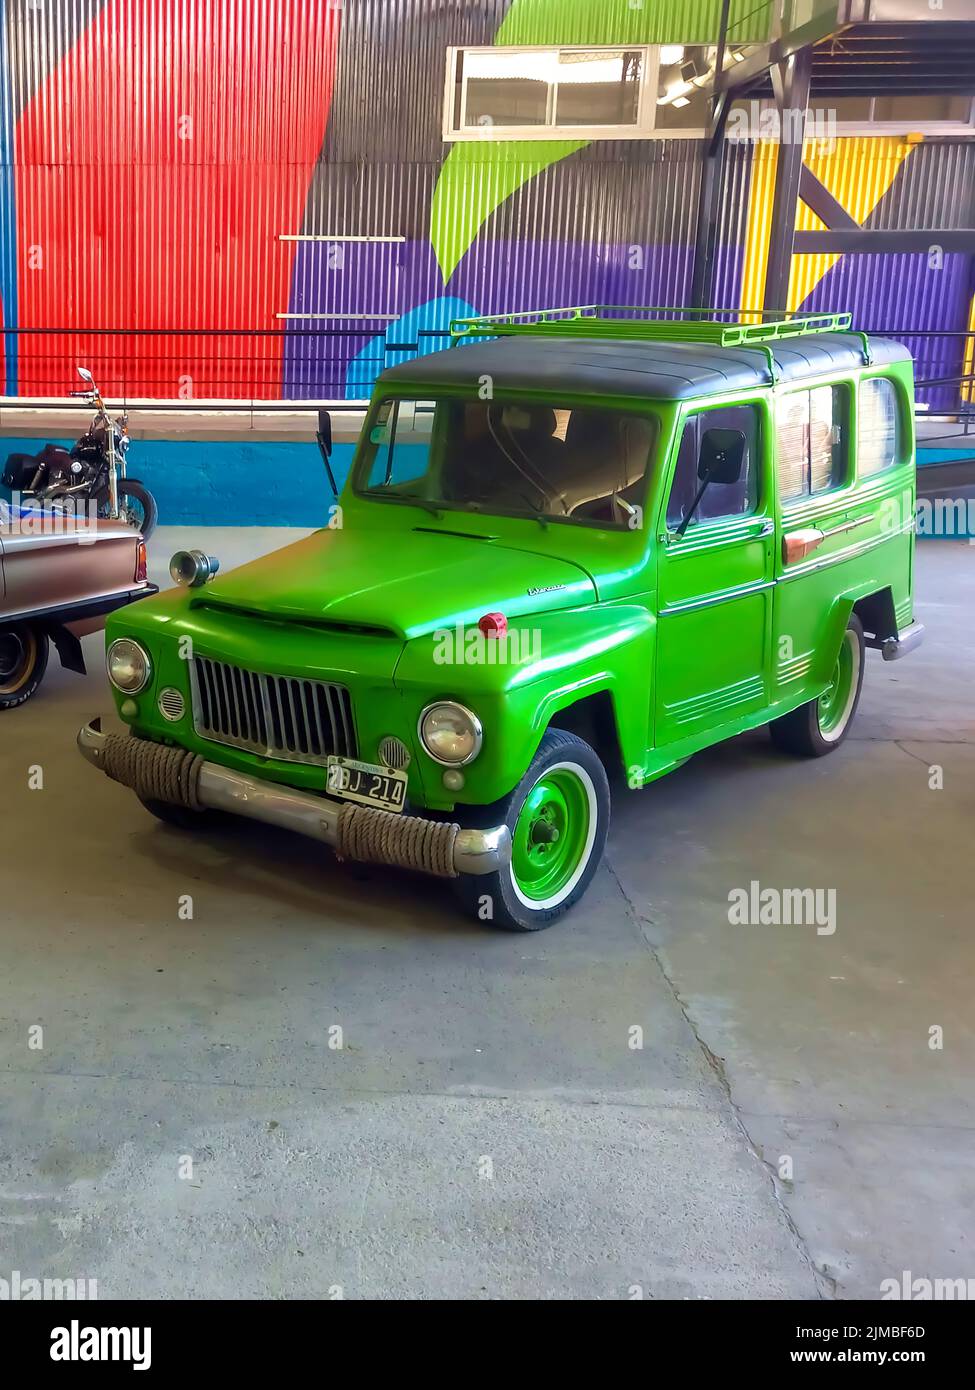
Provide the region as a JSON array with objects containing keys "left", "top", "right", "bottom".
[
  {"left": 170, "top": 549, "right": 219, "bottom": 588},
  {"left": 418, "top": 701, "right": 482, "bottom": 766},
  {"left": 107, "top": 638, "right": 151, "bottom": 694}
]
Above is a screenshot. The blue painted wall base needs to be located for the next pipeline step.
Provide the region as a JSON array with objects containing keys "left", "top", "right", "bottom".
[{"left": 0, "top": 437, "right": 356, "bottom": 527}]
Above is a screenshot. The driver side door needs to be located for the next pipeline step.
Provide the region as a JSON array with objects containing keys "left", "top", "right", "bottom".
[{"left": 653, "top": 398, "right": 774, "bottom": 748}]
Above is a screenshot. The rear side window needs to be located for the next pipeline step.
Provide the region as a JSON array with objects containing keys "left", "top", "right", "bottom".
[
  {"left": 665, "top": 404, "right": 760, "bottom": 530},
  {"left": 776, "top": 385, "right": 848, "bottom": 500},
  {"left": 858, "top": 377, "right": 901, "bottom": 476}
]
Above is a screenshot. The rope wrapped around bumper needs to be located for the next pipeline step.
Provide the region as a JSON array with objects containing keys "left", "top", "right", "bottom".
[
  {"left": 78, "top": 719, "right": 510, "bottom": 877},
  {"left": 91, "top": 728, "right": 205, "bottom": 811},
  {"left": 336, "top": 802, "right": 460, "bottom": 878}
]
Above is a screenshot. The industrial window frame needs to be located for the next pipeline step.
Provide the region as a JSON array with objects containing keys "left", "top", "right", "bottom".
[
  {"left": 445, "top": 48, "right": 975, "bottom": 144},
  {"left": 443, "top": 45, "right": 685, "bottom": 143}
]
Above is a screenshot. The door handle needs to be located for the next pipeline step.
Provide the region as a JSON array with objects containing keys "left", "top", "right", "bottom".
[
  {"left": 820, "top": 514, "right": 874, "bottom": 539},
  {"left": 748, "top": 520, "right": 774, "bottom": 538}
]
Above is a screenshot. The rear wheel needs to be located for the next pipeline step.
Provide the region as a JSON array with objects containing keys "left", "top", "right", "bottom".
[
  {"left": 770, "top": 614, "right": 864, "bottom": 757},
  {"left": 453, "top": 728, "right": 610, "bottom": 931},
  {"left": 0, "top": 625, "right": 49, "bottom": 709}
]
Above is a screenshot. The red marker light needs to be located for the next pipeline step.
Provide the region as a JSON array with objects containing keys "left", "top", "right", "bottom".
[{"left": 478, "top": 611, "right": 508, "bottom": 639}]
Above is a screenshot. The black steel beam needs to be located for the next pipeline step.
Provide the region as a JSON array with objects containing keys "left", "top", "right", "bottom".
[
  {"left": 794, "top": 229, "right": 975, "bottom": 252},
  {"left": 798, "top": 166, "right": 859, "bottom": 231},
  {"left": 689, "top": 0, "right": 732, "bottom": 310},
  {"left": 763, "top": 48, "right": 814, "bottom": 312},
  {"left": 713, "top": 9, "right": 851, "bottom": 98}
]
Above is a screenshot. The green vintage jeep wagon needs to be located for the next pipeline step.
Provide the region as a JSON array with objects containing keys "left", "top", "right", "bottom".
[{"left": 80, "top": 307, "right": 923, "bottom": 930}]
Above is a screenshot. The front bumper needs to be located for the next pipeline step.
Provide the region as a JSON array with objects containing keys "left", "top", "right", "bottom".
[{"left": 78, "top": 719, "right": 510, "bottom": 879}]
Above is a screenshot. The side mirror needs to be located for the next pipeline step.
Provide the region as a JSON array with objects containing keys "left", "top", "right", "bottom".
[
  {"left": 698, "top": 428, "right": 747, "bottom": 485},
  {"left": 317, "top": 408, "right": 333, "bottom": 458},
  {"left": 316, "top": 409, "right": 338, "bottom": 501},
  {"left": 77, "top": 366, "right": 95, "bottom": 384}
]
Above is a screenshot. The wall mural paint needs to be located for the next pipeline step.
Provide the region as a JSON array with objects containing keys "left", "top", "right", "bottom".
[
  {"left": 431, "top": 141, "right": 586, "bottom": 285},
  {"left": 0, "top": 0, "right": 970, "bottom": 408},
  {"left": 10, "top": 0, "right": 341, "bottom": 398},
  {"left": 430, "top": 0, "right": 772, "bottom": 287}
]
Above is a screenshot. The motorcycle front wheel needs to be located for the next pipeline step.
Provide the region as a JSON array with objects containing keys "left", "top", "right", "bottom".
[{"left": 100, "top": 480, "right": 158, "bottom": 541}]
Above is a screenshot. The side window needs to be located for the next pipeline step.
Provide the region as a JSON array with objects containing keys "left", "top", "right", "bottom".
[
  {"left": 859, "top": 377, "right": 900, "bottom": 476},
  {"left": 365, "top": 400, "right": 437, "bottom": 488},
  {"left": 665, "top": 405, "right": 760, "bottom": 530},
  {"left": 776, "top": 385, "right": 848, "bottom": 500}
]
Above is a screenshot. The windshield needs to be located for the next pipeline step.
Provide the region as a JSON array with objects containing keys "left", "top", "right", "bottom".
[{"left": 353, "top": 396, "right": 660, "bottom": 527}]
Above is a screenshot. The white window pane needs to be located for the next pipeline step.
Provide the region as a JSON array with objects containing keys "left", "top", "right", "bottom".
[
  {"left": 656, "top": 43, "right": 713, "bottom": 131},
  {"left": 463, "top": 51, "right": 552, "bottom": 128},
  {"left": 554, "top": 50, "right": 642, "bottom": 127},
  {"left": 859, "top": 378, "right": 899, "bottom": 476},
  {"left": 777, "top": 393, "right": 809, "bottom": 499},
  {"left": 809, "top": 385, "right": 844, "bottom": 493}
]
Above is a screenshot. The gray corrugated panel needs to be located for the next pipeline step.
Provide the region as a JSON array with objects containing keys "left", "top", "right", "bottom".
[
  {"left": 322, "top": 0, "right": 505, "bottom": 165},
  {"left": 866, "top": 139, "right": 975, "bottom": 231}
]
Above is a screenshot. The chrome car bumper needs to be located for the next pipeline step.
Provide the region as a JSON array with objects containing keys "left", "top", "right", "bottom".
[{"left": 77, "top": 719, "right": 510, "bottom": 879}]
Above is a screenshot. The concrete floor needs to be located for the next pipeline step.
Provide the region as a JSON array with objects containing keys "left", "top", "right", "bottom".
[{"left": 0, "top": 532, "right": 971, "bottom": 1300}]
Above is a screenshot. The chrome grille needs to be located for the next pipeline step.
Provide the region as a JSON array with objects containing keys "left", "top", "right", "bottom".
[{"left": 190, "top": 657, "right": 356, "bottom": 764}]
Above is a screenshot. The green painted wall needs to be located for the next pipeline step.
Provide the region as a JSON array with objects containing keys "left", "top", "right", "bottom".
[
  {"left": 498, "top": 0, "right": 771, "bottom": 48},
  {"left": 431, "top": 140, "right": 586, "bottom": 283}
]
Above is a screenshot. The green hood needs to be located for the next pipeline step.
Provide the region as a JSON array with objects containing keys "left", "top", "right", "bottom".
[{"left": 193, "top": 526, "right": 595, "bottom": 640}]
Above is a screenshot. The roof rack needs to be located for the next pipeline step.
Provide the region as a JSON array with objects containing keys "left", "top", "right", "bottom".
[{"left": 449, "top": 305, "right": 868, "bottom": 380}]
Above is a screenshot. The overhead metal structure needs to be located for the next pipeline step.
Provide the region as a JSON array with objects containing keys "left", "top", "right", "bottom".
[{"left": 689, "top": 0, "right": 975, "bottom": 314}]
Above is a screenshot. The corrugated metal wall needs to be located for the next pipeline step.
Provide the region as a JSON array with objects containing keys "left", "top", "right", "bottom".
[
  {"left": 3, "top": 0, "right": 341, "bottom": 398},
  {"left": 0, "top": 0, "right": 971, "bottom": 403}
]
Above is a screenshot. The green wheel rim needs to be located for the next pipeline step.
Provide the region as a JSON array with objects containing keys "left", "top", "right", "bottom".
[
  {"left": 511, "top": 767, "right": 592, "bottom": 904},
  {"left": 818, "top": 631, "right": 856, "bottom": 736}
]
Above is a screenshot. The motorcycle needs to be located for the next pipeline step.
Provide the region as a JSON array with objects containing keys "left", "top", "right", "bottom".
[{"left": 2, "top": 367, "right": 158, "bottom": 539}]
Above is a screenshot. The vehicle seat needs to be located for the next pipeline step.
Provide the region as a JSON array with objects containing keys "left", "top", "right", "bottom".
[{"left": 562, "top": 412, "right": 655, "bottom": 514}]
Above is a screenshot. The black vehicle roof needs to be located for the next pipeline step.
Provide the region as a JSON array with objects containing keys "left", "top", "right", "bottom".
[{"left": 379, "top": 333, "right": 911, "bottom": 402}]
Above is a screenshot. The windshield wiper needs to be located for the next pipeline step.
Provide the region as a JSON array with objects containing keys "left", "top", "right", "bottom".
[{"left": 363, "top": 490, "right": 441, "bottom": 518}]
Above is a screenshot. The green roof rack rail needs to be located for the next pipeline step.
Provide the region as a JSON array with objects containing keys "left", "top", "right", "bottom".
[{"left": 449, "top": 305, "right": 863, "bottom": 382}]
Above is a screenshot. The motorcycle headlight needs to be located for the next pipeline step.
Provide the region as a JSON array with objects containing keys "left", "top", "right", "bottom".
[
  {"left": 107, "top": 638, "right": 151, "bottom": 694},
  {"left": 418, "top": 701, "right": 482, "bottom": 766}
]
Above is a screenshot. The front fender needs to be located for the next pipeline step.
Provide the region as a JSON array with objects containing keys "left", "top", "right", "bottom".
[{"left": 394, "top": 599, "right": 655, "bottom": 807}]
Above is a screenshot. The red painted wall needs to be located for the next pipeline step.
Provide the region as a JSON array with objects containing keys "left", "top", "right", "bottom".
[{"left": 14, "top": 0, "right": 339, "bottom": 398}]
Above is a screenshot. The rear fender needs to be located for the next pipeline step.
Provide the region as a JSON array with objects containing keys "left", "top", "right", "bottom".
[{"left": 818, "top": 585, "right": 895, "bottom": 681}]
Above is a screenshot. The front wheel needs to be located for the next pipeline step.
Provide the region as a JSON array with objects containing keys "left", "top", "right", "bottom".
[
  {"left": 770, "top": 613, "right": 865, "bottom": 757},
  {"left": 100, "top": 480, "right": 158, "bottom": 540},
  {"left": 453, "top": 728, "right": 610, "bottom": 931},
  {"left": 0, "top": 624, "right": 49, "bottom": 709}
]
